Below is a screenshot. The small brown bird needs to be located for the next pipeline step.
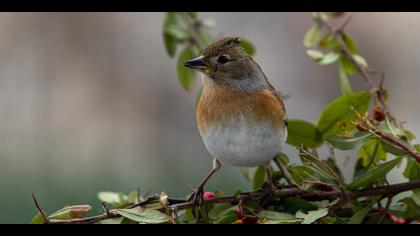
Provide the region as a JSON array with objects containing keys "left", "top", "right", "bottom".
[{"left": 184, "top": 36, "right": 288, "bottom": 204}]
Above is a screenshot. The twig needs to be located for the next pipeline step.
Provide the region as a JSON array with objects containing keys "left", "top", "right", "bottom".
[
  {"left": 31, "top": 193, "right": 49, "bottom": 224},
  {"left": 368, "top": 121, "right": 420, "bottom": 162},
  {"left": 273, "top": 157, "right": 293, "bottom": 185},
  {"left": 179, "top": 13, "right": 205, "bottom": 50},
  {"left": 35, "top": 180, "right": 420, "bottom": 224},
  {"left": 102, "top": 202, "right": 113, "bottom": 217},
  {"left": 378, "top": 196, "right": 393, "bottom": 224}
]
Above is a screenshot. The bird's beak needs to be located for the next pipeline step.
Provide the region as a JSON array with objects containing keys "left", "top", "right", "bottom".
[{"left": 184, "top": 56, "right": 208, "bottom": 72}]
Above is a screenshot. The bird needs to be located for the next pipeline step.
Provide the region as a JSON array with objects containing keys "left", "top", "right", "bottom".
[{"left": 184, "top": 36, "right": 288, "bottom": 205}]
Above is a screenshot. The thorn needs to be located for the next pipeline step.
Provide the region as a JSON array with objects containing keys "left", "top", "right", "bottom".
[
  {"left": 141, "top": 188, "right": 151, "bottom": 200},
  {"left": 186, "top": 185, "right": 194, "bottom": 192},
  {"left": 137, "top": 187, "right": 141, "bottom": 203},
  {"left": 102, "top": 202, "right": 113, "bottom": 217},
  {"left": 31, "top": 193, "right": 49, "bottom": 224},
  {"left": 339, "top": 15, "right": 352, "bottom": 31}
]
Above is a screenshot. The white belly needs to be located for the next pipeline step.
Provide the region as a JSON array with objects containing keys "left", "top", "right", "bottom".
[{"left": 201, "top": 115, "right": 287, "bottom": 167}]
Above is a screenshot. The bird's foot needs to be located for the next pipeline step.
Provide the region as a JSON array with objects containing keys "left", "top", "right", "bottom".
[
  {"left": 256, "top": 182, "right": 276, "bottom": 212},
  {"left": 187, "top": 185, "right": 205, "bottom": 217}
]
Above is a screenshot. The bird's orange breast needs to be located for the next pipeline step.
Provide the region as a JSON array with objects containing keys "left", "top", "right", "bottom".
[{"left": 196, "top": 86, "right": 286, "bottom": 135}]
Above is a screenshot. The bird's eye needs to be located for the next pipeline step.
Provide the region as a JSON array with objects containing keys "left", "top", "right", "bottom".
[{"left": 216, "top": 55, "right": 230, "bottom": 64}]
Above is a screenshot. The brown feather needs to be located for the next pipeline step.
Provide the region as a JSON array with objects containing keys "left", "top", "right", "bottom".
[{"left": 196, "top": 85, "right": 286, "bottom": 134}]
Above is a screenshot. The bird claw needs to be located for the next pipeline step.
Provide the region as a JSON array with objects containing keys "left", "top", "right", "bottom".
[
  {"left": 256, "top": 182, "right": 276, "bottom": 211},
  {"left": 187, "top": 186, "right": 205, "bottom": 217}
]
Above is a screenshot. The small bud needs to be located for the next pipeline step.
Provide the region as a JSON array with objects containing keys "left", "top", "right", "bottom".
[
  {"left": 373, "top": 106, "right": 386, "bottom": 122},
  {"left": 159, "top": 192, "right": 168, "bottom": 207},
  {"left": 236, "top": 204, "right": 244, "bottom": 220},
  {"left": 203, "top": 192, "right": 216, "bottom": 200}
]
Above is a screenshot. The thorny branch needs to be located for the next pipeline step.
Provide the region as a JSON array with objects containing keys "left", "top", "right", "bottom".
[
  {"left": 318, "top": 14, "right": 420, "bottom": 163},
  {"left": 33, "top": 180, "right": 420, "bottom": 224}
]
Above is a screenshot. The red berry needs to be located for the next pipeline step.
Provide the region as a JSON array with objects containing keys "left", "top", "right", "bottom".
[
  {"left": 373, "top": 106, "right": 386, "bottom": 122},
  {"left": 387, "top": 213, "right": 406, "bottom": 224},
  {"left": 203, "top": 192, "right": 216, "bottom": 200}
]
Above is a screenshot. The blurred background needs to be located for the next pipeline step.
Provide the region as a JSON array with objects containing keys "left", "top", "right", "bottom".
[{"left": 0, "top": 12, "right": 419, "bottom": 223}]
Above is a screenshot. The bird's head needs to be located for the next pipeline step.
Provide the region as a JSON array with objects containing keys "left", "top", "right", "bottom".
[{"left": 184, "top": 36, "right": 268, "bottom": 92}]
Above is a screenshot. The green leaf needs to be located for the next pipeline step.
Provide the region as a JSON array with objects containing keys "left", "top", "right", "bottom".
[
  {"left": 341, "top": 32, "right": 358, "bottom": 54},
  {"left": 162, "top": 13, "right": 178, "bottom": 58},
  {"left": 48, "top": 205, "right": 92, "bottom": 220},
  {"left": 347, "top": 157, "right": 402, "bottom": 190},
  {"left": 286, "top": 119, "right": 323, "bottom": 148},
  {"left": 98, "top": 192, "right": 122, "bottom": 205},
  {"left": 401, "top": 197, "right": 420, "bottom": 220},
  {"left": 177, "top": 47, "right": 197, "bottom": 91},
  {"left": 239, "top": 38, "right": 256, "bottom": 56},
  {"left": 213, "top": 209, "right": 238, "bottom": 224},
  {"left": 316, "top": 91, "right": 371, "bottom": 139},
  {"left": 303, "top": 25, "right": 323, "bottom": 48},
  {"left": 404, "top": 159, "right": 420, "bottom": 192},
  {"left": 348, "top": 206, "right": 372, "bottom": 224},
  {"left": 339, "top": 64, "right": 353, "bottom": 95},
  {"left": 202, "top": 19, "right": 216, "bottom": 27},
  {"left": 353, "top": 54, "right": 368, "bottom": 67},
  {"left": 381, "top": 141, "right": 407, "bottom": 156},
  {"left": 198, "top": 31, "right": 213, "bottom": 46},
  {"left": 299, "top": 149, "right": 341, "bottom": 185},
  {"left": 296, "top": 208, "right": 329, "bottom": 224},
  {"left": 320, "top": 33, "right": 341, "bottom": 50},
  {"left": 306, "top": 50, "right": 324, "bottom": 61},
  {"left": 186, "top": 12, "right": 197, "bottom": 19},
  {"left": 98, "top": 217, "right": 124, "bottom": 224},
  {"left": 240, "top": 167, "right": 253, "bottom": 182},
  {"left": 116, "top": 209, "right": 170, "bottom": 224},
  {"left": 257, "top": 210, "right": 298, "bottom": 222},
  {"left": 359, "top": 139, "right": 387, "bottom": 168},
  {"left": 290, "top": 165, "right": 318, "bottom": 187},
  {"left": 339, "top": 55, "right": 357, "bottom": 75},
  {"left": 283, "top": 198, "right": 317, "bottom": 214},
  {"left": 318, "top": 52, "right": 340, "bottom": 65},
  {"left": 208, "top": 203, "right": 233, "bottom": 220},
  {"left": 327, "top": 131, "right": 372, "bottom": 150},
  {"left": 324, "top": 158, "right": 345, "bottom": 183},
  {"left": 253, "top": 166, "right": 266, "bottom": 190},
  {"left": 276, "top": 152, "right": 289, "bottom": 165},
  {"left": 31, "top": 212, "right": 46, "bottom": 224},
  {"left": 164, "top": 25, "right": 189, "bottom": 39}
]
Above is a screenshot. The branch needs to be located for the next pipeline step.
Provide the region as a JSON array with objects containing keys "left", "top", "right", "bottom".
[
  {"left": 31, "top": 193, "right": 49, "bottom": 224},
  {"left": 41, "top": 180, "right": 420, "bottom": 224},
  {"left": 318, "top": 15, "right": 420, "bottom": 163}
]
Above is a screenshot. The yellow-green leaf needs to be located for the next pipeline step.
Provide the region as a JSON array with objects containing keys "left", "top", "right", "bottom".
[
  {"left": 117, "top": 208, "right": 170, "bottom": 224},
  {"left": 177, "top": 47, "right": 197, "bottom": 91},
  {"left": 316, "top": 91, "right": 371, "bottom": 139},
  {"left": 303, "top": 25, "right": 323, "bottom": 48},
  {"left": 348, "top": 205, "right": 372, "bottom": 224},
  {"left": 286, "top": 119, "right": 323, "bottom": 148},
  {"left": 48, "top": 205, "right": 92, "bottom": 220},
  {"left": 347, "top": 157, "right": 402, "bottom": 190},
  {"left": 327, "top": 131, "right": 372, "bottom": 150},
  {"left": 353, "top": 54, "right": 368, "bottom": 67},
  {"left": 341, "top": 32, "right": 358, "bottom": 54},
  {"left": 306, "top": 50, "right": 324, "bottom": 61},
  {"left": 239, "top": 38, "right": 256, "bottom": 56},
  {"left": 253, "top": 166, "right": 266, "bottom": 190},
  {"left": 318, "top": 52, "right": 340, "bottom": 65},
  {"left": 296, "top": 208, "right": 329, "bottom": 224},
  {"left": 162, "top": 13, "right": 178, "bottom": 58}
]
